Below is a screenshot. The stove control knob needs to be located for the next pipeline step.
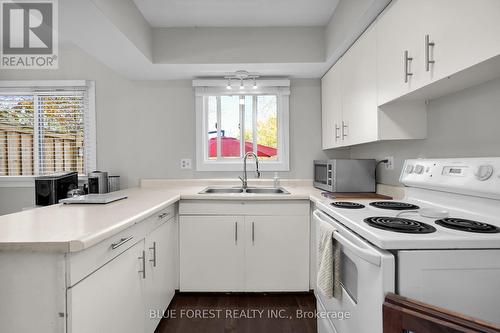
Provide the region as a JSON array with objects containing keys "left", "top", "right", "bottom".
[
  {"left": 405, "top": 165, "right": 414, "bottom": 174},
  {"left": 475, "top": 165, "right": 494, "bottom": 181},
  {"left": 414, "top": 165, "right": 424, "bottom": 174}
]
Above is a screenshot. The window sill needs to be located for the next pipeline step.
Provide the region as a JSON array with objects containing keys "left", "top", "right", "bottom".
[
  {"left": 0, "top": 176, "right": 36, "bottom": 187},
  {"left": 0, "top": 176, "right": 88, "bottom": 187}
]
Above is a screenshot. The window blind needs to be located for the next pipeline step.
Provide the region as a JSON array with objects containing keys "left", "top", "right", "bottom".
[{"left": 0, "top": 84, "right": 93, "bottom": 177}]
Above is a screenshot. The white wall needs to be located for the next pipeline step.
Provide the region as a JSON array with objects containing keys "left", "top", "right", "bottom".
[
  {"left": 153, "top": 27, "right": 325, "bottom": 64},
  {"left": 350, "top": 77, "right": 500, "bottom": 185},
  {"left": 0, "top": 44, "right": 336, "bottom": 215}
]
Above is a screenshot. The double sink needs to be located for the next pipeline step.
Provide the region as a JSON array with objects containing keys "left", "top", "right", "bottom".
[{"left": 199, "top": 186, "right": 290, "bottom": 195}]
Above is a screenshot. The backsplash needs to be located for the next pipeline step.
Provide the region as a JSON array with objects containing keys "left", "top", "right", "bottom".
[{"left": 350, "top": 77, "right": 500, "bottom": 185}]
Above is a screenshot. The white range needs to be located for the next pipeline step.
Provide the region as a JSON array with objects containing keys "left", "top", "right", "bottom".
[{"left": 313, "top": 157, "right": 500, "bottom": 333}]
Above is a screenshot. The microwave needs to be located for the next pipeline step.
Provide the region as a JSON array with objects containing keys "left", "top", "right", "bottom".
[{"left": 313, "top": 159, "right": 376, "bottom": 192}]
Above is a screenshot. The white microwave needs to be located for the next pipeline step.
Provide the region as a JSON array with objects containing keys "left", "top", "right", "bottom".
[{"left": 313, "top": 159, "right": 376, "bottom": 192}]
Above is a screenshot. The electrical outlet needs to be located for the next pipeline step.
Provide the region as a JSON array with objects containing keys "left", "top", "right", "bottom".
[
  {"left": 180, "top": 158, "right": 192, "bottom": 169},
  {"left": 385, "top": 156, "right": 394, "bottom": 170}
]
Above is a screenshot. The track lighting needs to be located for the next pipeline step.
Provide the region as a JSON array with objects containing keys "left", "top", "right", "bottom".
[{"left": 224, "top": 71, "right": 260, "bottom": 91}]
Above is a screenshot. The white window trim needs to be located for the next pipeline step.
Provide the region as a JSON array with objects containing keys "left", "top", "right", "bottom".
[
  {"left": 0, "top": 80, "right": 96, "bottom": 187},
  {"left": 194, "top": 80, "right": 290, "bottom": 172}
]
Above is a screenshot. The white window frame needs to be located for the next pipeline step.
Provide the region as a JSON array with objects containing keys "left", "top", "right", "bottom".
[
  {"left": 0, "top": 80, "right": 96, "bottom": 187},
  {"left": 194, "top": 79, "right": 290, "bottom": 172}
]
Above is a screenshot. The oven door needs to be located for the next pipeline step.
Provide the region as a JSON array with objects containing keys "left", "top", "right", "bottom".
[{"left": 313, "top": 209, "right": 395, "bottom": 333}]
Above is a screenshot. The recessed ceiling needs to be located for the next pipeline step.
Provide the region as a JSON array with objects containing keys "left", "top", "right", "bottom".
[{"left": 133, "top": 0, "right": 339, "bottom": 27}]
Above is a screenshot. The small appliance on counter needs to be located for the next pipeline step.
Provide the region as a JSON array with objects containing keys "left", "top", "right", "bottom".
[
  {"left": 88, "top": 171, "right": 108, "bottom": 194},
  {"left": 313, "top": 159, "right": 376, "bottom": 192},
  {"left": 35, "top": 172, "right": 78, "bottom": 206}
]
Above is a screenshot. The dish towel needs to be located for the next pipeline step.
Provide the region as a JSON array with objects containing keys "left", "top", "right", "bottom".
[{"left": 317, "top": 219, "right": 342, "bottom": 299}]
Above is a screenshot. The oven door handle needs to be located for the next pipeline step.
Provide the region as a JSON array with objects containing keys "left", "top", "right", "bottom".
[
  {"left": 313, "top": 210, "right": 382, "bottom": 267},
  {"left": 333, "top": 230, "right": 381, "bottom": 267}
]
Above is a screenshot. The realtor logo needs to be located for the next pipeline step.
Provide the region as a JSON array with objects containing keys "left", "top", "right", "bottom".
[{"left": 1, "top": 0, "right": 58, "bottom": 69}]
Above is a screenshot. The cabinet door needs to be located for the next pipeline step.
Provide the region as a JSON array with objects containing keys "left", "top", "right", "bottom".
[
  {"left": 244, "top": 216, "right": 309, "bottom": 291},
  {"left": 377, "top": 0, "right": 424, "bottom": 105},
  {"left": 341, "top": 24, "right": 378, "bottom": 146},
  {"left": 144, "top": 219, "right": 176, "bottom": 333},
  {"left": 179, "top": 216, "right": 245, "bottom": 291},
  {"left": 321, "top": 58, "right": 343, "bottom": 149},
  {"left": 69, "top": 240, "right": 145, "bottom": 333},
  {"left": 421, "top": 0, "right": 500, "bottom": 82}
]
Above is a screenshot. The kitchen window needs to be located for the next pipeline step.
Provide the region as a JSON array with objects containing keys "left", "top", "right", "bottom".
[
  {"left": 194, "top": 80, "right": 290, "bottom": 171},
  {"left": 0, "top": 81, "right": 96, "bottom": 186}
]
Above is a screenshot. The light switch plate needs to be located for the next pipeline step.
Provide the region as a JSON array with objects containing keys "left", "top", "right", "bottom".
[{"left": 180, "top": 158, "right": 192, "bottom": 169}]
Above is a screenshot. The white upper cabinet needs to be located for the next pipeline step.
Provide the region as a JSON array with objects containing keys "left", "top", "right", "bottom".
[
  {"left": 421, "top": 0, "right": 500, "bottom": 82},
  {"left": 377, "top": 0, "right": 500, "bottom": 105},
  {"left": 376, "top": 0, "right": 424, "bottom": 105},
  {"left": 321, "top": 22, "right": 426, "bottom": 150},
  {"left": 341, "top": 24, "right": 378, "bottom": 146},
  {"left": 321, "top": 57, "right": 343, "bottom": 149}
]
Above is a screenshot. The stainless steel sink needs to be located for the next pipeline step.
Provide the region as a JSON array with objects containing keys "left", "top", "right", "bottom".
[
  {"left": 200, "top": 187, "right": 244, "bottom": 194},
  {"left": 245, "top": 187, "right": 290, "bottom": 194},
  {"left": 199, "top": 186, "right": 290, "bottom": 195}
]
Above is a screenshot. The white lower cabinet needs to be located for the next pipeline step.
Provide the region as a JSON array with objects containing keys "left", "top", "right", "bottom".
[
  {"left": 144, "top": 219, "right": 177, "bottom": 332},
  {"left": 68, "top": 205, "right": 177, "bottom": 333},
  {"left": 69, "top": 240, "right": 146, "bottom": 333},
  {"left": 179, "top": 201, "right": 310, "bottom": 292},
  {"left": 245, "top": 216, "right": 309, "bottom": 291},
  {"left": 180, "top": 216, "right": 245, "bottom": 291}
]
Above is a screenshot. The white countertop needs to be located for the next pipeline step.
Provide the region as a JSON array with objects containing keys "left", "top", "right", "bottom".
[
  {"left": 0, "top": 179, "right": 401, "bottom": 253},
  {"left": 0, "top": 187, "right": 180, "bottom": 253},
  {"left": 0, "top": 180, "right": 324, "bottom": 253}
]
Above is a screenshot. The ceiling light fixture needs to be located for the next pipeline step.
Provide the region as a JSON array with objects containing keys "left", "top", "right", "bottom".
[{"left": 224, "top": 70, "right": 260, "bottom": 91}]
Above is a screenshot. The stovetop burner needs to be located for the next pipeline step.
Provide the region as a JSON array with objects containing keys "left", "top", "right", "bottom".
[
  {"left": 330, "top": 202, "right": 365, "bottom": 209},
  {"left": 369, "top": 201, "right": 420, "bottom": 210},
  {"left": 435, "top": 218, "right": 500, "bottom": 233},
  {"left": 364, "top": 217, "right": 436, "bottom": 234}
]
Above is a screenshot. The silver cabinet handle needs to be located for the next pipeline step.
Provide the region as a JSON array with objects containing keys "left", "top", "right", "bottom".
[
  {"left": 335, "top": 124, "right": 340, "bottom": 141},
  {"left": 404, "top": 50, "right": 413, "bottom": 83},
  {"left": 159, "top": 212, "right": 170, "bottom": 219},
  {"left": 149, "top": 241, "right": 157, "bottom": 267},
  {"left": 235, "top": 222, "right": 238, "bottom": 245},
  {"left": 138, "top": 250, "right": 146, "bottom": 279},
  {"left": 252, "top": 222, "right": 255, "bottom": 245},
  {"left": 342, "top": 121, "right": 348, "bottom": 139},
  {"left": 425, "top": 34, "right": 435, "bottom": 72},
  {"left": 111, "top": 236, "right": 133, "bottom": 250}
]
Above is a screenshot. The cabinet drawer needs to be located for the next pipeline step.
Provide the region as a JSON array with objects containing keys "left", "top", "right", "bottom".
[
  {"left": 67, "top": 205, "right": 175, "bottom": 286},
  {"left": 149, "top": 204, "right": 175, "bottom": 232}
]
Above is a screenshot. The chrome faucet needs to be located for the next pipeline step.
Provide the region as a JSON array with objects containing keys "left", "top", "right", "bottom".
[{"left": 239, "top": 152, "right": 261, "bottom": 189}]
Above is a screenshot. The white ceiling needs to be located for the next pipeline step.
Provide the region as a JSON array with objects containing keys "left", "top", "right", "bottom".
[{"left": 133, "top": 0, "right": 339, "bottom": 27}]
